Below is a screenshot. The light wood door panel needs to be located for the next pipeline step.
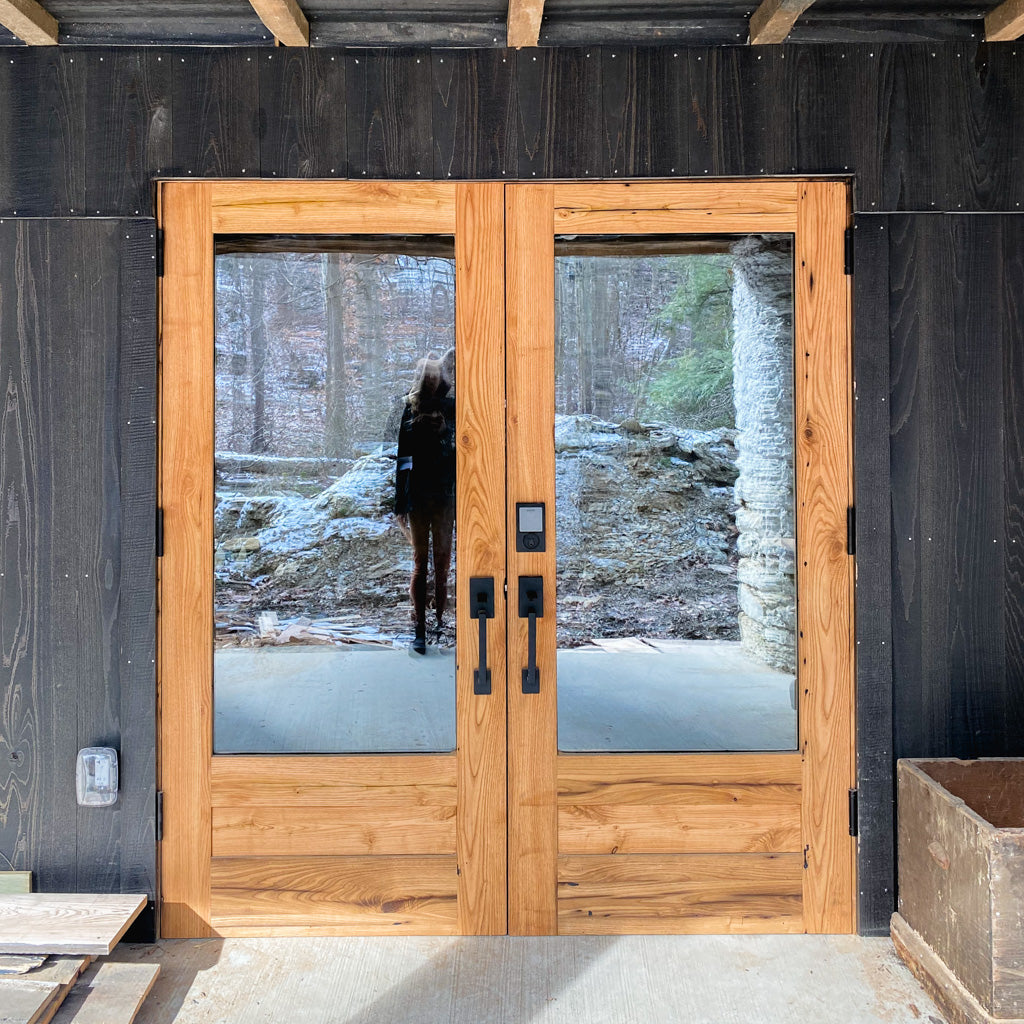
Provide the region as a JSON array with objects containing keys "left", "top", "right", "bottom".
[
  {"left": 159, "top": 181, "right": 506, "bottom": 938},
  {"left": 506, "top": 179, "right": 854, "bottom": 937}
]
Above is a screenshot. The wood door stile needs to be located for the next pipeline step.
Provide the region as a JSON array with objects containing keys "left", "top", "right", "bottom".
[
  {"left": 795, "top": 180, "right": 856, "bottom": 933},
  {"left": 159, "top": 182, "right": 214, "bottom": 938},
  {"left": 455, "top": 183, "right": 509, "bottom": 935},
  {"left": 506, "top": 184, "right": 559, "bottom": 935}
]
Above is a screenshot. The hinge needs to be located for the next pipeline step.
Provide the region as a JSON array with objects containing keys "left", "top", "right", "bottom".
[
  {"left": 847, "top": 506, "right": 856, "bottom": 556},
  {"left": 156, "top": 507, "right": 164, "bottom": 559},
  {"left": 849, "top": 788, "right": 859, "bottom": 837},
  {"left": 156, "top": 791, "right": 164, "bottom": 842},
  {"left": 155, "top": 228, "right": 165, "bottom": 278},
  {"left": 844, "top": 226, "right": 854, "bottom": 275}
]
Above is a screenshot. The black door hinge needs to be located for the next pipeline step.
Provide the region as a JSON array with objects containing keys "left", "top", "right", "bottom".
[
  {"left": 849, "top": 788, "right": 859, "bottom": 837},
  {"left": 156, "top": 791, "right": 164, "bottom": 842},
  {"left": 847, "top": 506, "right": 856, "bottom": 556},
  {"left": 155, "top": 228, "right": 165, "bottom": 278},
  {"left": 156, "top": 507, "right": 164, "bottom": 558},
  {"left": 844, "top": 226, "right": 854, "bottom": 275}
]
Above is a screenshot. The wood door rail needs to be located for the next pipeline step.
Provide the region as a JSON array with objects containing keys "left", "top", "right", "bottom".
[{"left": 750, "top": 0, "right": 818, "bottom": 44}]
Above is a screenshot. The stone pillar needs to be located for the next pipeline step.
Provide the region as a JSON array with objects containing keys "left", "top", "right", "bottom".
[{"left": 730, "top": 237, "right": 796, "bottom": 673}]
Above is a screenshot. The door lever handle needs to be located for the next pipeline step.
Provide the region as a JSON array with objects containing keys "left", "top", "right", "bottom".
[
  {"left": 470, "top": 578, "right": 495, "bottom": 695},
  {"left": 518, "top": 576, "right": 544, "bottom": 694}
]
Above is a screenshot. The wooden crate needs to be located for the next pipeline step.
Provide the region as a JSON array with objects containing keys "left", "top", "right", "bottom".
[{"left": 894, "top": 758, "right": 1024, "bottom": 1024}]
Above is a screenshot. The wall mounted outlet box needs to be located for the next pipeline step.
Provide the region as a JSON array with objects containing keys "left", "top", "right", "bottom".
[{"left": 76, "top": 747, "right": 119, "bottom": 806}]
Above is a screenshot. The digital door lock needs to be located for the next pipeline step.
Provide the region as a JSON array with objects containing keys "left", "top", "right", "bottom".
[{"left": 516, "top": 502, "right": 546, "bottom": 552}]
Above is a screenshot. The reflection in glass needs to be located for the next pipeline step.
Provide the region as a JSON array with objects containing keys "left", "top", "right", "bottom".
[
  {"left": 554, "top": 236, "right": 797, "bottom": 752},
  {"left": 212, "top": 245, "right": 457, "bottom": 754}
]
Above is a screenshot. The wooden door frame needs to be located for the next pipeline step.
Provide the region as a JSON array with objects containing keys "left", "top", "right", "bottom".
[
  {"left": 505, "top": 179, "right": 855, "bottom": 934},
  {"left": 157, "top": 180, "right": 507, "bottom": 937}
]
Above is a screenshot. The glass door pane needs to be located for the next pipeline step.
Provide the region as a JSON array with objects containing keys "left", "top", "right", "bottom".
[
  {"left": 553, "top": 235, "right": 797, "bottom": 752},
  {"left": 212, "top": 241, "right": 458, "bottom": 753}
]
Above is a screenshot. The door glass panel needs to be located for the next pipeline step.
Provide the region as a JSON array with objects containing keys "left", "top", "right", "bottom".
[
  {"left": 553, "top": 235, "right": 797, "bottom": 752},
  {"left": 212, "top": 240, "right": 457, "bottom": 753}
]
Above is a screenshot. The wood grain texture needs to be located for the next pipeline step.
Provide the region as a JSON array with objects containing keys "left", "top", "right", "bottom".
[
  {"left": 210, "top": 755, "right": 457, "bottom": 807},
  {"left": 0, "top": 894, "right": 145, "bottom": 955},
  {"left": 257, "top": 49, "right": 346, "bottom": 179},
  {"left": 1005, "top": 220, "right": 1024, "bottom": 752},
  {"left": 515, "top": 48, "right": 604, "bottom": 179},
  {"left": 432, "top": 50, "right": 518, "bottom": 180},
  {"left": 212, "top": 805, "right": 456, "bottom": 857},
  {"left": 557, "top": 854, "right": 804, "bottom": 934},
  {"left": 169, "top": 49, "right": 260, "bottom": 179},
  {"left": 750, "top": 0, "right": 817, "bottom": 45},
  {"left": 116, "top": 221, "right": 158, "bottom": 919},
  {"left": 796, "top": 180, "right": 856, "bottom": 934},
  {"left": 505, "top": 184, "right": 557, "bottom": 935},
  {"left": 852, "top": 215, "right": 895, "bottom": 936},
  {"left": 454, "top": 183, "right": 508, "bottom": 935},
  {"left": 0, "top": 219, "right": 156, "bottom": 902},
  {"left": 0, "top": 51, "right": 85, "bottom": 216},
  {"left": 889, "top": 216, "right": 1008, "bottom": 760},
  {"left": 0, "top": 0, "right": 58, "bottom": 46},
  {"left": 158, "top": 182, "right": 214, "bottom": 938},
  {"left": 558, "top": 805, "right": 802, "bottom": 854},
  {"left": 247, "top": 0, "right": 307, "bottom": 46},
  {"left": 84, "top": 50, "right": 171, "bottom": 217},
  {"left": 986, "top": 0, "right": 1024, "bottom": 41},
  {"left": 210, "top": 857, "right": 458, "bottom": 935},
  {"left": 209, "top": 180, "right": 456, "bottom": 234},
  {"left": 0, "top": 979, "right": 60, "bottom": 1024},
  {"left": 558, "top": 753, "right": 803, "bottom": 801},
  {"left": 508, "top": 0, "right": 544, "bottom": 49},
  {"left": 346, "top": 49, "right": 433, "bottom": 178},
  {"left": 48, "top": 962, "right": 160, "bottom": 1024}
]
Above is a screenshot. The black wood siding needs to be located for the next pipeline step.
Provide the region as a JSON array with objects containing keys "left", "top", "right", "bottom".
[
  {"left": 0, "top": 219, "right": 156, "bottom": 919},
  {"left": 1, "top": 43, "right": 1023, "bottom": 938}
]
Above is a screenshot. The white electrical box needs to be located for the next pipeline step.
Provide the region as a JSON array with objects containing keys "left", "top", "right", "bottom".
[{"left": 76, "top": 747, "right": 119, "bottom": 807}]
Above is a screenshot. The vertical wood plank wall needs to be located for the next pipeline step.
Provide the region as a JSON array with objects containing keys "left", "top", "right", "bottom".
[{"left": 1, "top": 43, "right": 1024, "bottom": 937}]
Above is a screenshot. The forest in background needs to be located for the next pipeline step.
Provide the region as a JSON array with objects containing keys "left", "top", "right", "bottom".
[{"left": 213, "top": 249, "right": 736, "bottom": 463}]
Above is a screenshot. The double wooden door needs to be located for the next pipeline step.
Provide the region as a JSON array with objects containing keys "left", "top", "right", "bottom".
[{"left": 159, "top": 179, "right": 854, "bottom": 937}]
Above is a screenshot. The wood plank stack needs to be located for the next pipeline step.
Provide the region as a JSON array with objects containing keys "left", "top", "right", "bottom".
[{"left": 0, "top": 894, "right": 158, "bottom": 1024}]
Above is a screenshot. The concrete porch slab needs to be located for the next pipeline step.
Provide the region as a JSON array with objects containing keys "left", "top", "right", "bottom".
[{"left": 113, "top": 935, "right": 945, "bottom": 1024}]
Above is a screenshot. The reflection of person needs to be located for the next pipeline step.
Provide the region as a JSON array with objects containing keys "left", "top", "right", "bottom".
[{"left": 395, "top": 351, "right": 456, "bottom": 654}]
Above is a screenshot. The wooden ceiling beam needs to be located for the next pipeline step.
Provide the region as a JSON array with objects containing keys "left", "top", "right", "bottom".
[
  {"left": 0, "top": 0, "right": 58, "bottom": 45},
  {"left": 247, "top": 0, "right": 309, "bottom": 46},
  {"left": 749, "top": 0, "right": 818, "bottom": 45},
  {"left": 986, "top": 0, "right": 1024, "bottom": 40},
  {"left": 508, "top": 0, "right": 545, "bottom": 48}
]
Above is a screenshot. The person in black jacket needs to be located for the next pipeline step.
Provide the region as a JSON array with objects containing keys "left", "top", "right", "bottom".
[{"left": 395, "top": 352, "right": 456, "bottom": 654}]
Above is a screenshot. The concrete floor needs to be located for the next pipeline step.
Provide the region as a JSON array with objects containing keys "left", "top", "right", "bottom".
[
  {"left": 112, "top": 935, "right": 945, "bottom": 1024},
  {"left": 214, "top": 640, "right": 796, "bottom": 753}
]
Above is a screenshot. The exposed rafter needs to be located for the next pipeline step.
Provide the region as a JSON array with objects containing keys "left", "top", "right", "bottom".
[
  {"left": 0, "top": 0, "right": 58, "bottom": 45},
  {"left": 247, "top": 0, "right": 309, "bottom": 46},
  {"left": 508, "top": 0, "right": 545, "bottom": 48},
  {"left": 986, "top": 0, "right": 1024, "bottom": 40},
  {"left": 749, "top": 0, "right": 818, "bottom": 45}
]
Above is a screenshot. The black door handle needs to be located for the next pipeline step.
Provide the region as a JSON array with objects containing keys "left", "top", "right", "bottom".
[
  {"left": 470, "top": 577, "right": 495, "bottom": 695},
  {"left": 518, "top": 576, "right": 544, "bottom": 694}
]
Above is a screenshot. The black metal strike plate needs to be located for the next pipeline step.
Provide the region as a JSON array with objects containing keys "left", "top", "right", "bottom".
[
  {"left": 155, "top": 507, "right": 164, "bottom": 558},
  {"left": 515, "top": 502, "right": 546, "bottom": 553},
  {"left": 847, "top": 506, "right": 856, "bottom": 556},
  {"left": 844, "top": 226, "right": 854, "bottom": 276},
  {"left": 849, "top": 788, "right": 859, "bottom": 837}
]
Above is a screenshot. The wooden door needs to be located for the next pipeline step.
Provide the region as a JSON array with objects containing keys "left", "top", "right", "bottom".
[
  {"left": 158, "top": 181, "right": 508, "bottom": 936},
  {"left": 505, "top": 180, "right": 855, "bottom": 935}
]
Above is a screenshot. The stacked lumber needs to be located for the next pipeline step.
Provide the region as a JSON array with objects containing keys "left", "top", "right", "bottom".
[{"left": 0, "top": 894, "right": 158, "bottom": 1024}]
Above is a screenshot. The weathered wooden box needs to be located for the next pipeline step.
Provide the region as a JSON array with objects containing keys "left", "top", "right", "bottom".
[{"left": 893, "top": 758, "right": 1024, "bottom": 1024}]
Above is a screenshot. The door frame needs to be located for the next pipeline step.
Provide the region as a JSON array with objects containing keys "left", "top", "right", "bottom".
[
  {"left": 505, "top": 180, "right": 855, "bottom": 934},
  {"left": 157, "top": 177, "right": 854, "bottom": 937}
]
